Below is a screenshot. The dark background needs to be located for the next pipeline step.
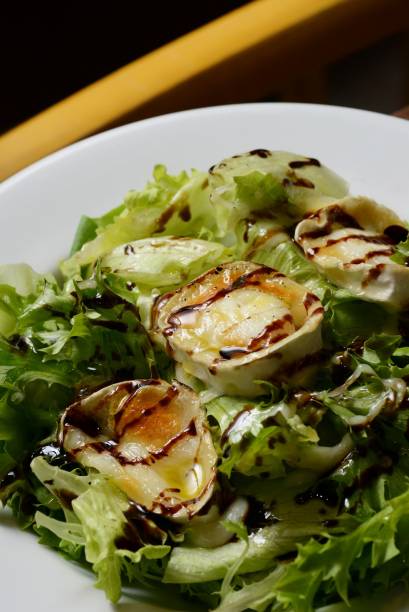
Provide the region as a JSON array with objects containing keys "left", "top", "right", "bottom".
[
  {"left": 1, "top": 2, "right": 248, "bottom": 134},
  {"left": 2, "top": 2, "right": 408, "bottom": 136}
]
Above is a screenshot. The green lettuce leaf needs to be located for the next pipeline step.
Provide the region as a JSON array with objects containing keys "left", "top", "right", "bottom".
[
  {"left": 100, "top": 237, "right": 230, "bottom": 290},
  {"left": 234, "top": 171, "right": 289, "bottom": 211},
  {"left": 273, "top": 486, "right": 409, "bottom": 611},
  {"left": 251, "top": 240, "right": 330, "bottom": 301},
  {"left": 356, "top": 333, "right": 409, "bottom": 379},
  {"left": 209, "top": 151, "right": 348, "bottom": 230},
  {"left": 316, "top": 364, "right": 406, "bottom": 427},
  {"left": 69, "top": 215, "right": 99, "bottom": 256},
  {"left": 0, "top": 264, "right": 55, "bottom": 337},
  {"left": 31, "top": 458, "right": 171, "bottom": 603},
  {"left": 206, "top": 395, "right": 351, "bottom": 479},
  {"left": 219, "top": 520, "right": 249, "bottom": 600},
  {"left": 210, "top": 476, "right": 409, "bottom": 612},
  {"left": 71, "top": 478, "right": 129, "bottom": 601},
  {"left": 0, "top": 263, "right": 44, "bottom": 296},
  {"left": 164, "top": 516, "right": 321, "bottom": 585},
  {"left": 324, "top": 299, "right": 397, "bottom": 347},
  {"left": 390, "top": 235, "right": 409, "bottom": 265},
  {"left": 62, "top": 165, "right": 215, "bottom": 277},
  {"left": 0, "top": 264, "right": 155, "bottom": 489},
  {"left": 362, "top": 334, "right": 402, "bottom": 364},
  {"left": 213, "top": 565, "right": 286, "bottom": 612}
]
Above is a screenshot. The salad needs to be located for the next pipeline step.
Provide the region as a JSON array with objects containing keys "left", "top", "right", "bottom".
[{"left": 1, "top": 149, "right": 409, "bottom": 611}]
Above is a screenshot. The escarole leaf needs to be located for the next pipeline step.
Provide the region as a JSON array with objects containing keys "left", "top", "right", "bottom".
[
  {"left": 35, "top": 511, "right": 85, "bottom": 545},
  {"left": 0, "top": 263, "right": 154, "bottom": 485},
  {"left": 273, "top": 486, "right": 409, "bottom": 611},
  {"left": 206, "top": 395, "right": 351, "bottom": 479},
  {"left": 0, "top": 335, "right": 76, "bottom": 478},
  {"left": 100, "top": 237, "right": 230, "bottom": 290},
  {"left": 211, "top": 485, "right": 409, "bottom": 612},
  {"left": 32, "top": 458, "right": 170, "bottom": 603},
  {"left": 0, "top": 263, "right": 44, "bottom": 296},
  {"left": 69, "top": 215, "right": 99, "bottom": 256},
  {"left": 62, "top": 165, "right": 215, "bottom": 277},
  {"left": 324, "top": 297, "right": 397, "bottom": 347},
  {"left": 356, "top": 333, "right": 409, "bottom": 380},
  {"left": 362, "top": 334, "right": 402, "bottom": 365},
  {"left": 390, "top": 235, "right": 409, "bottom": 265},
  {"left": 213, "top": 565, "right": 287, "bottom": 612},
  {"left": 234, "top": 171, "right": 288, "bottom": 210},
  {"left": 98, "top": 237, "right": 231, "bottom": 325},
  {"left": 219, "top": 520, "right": 249, "bottom": 601},
  {"left": 71, "top": 478, "right": 128, "bottom": 602},
  {"left": 31, "top": 456, "right": 92, "bottom": 498},
  {"left": 164, "top": 516, "right": 322, "bottom": 585},
  {"left": 0, "top": 264, "right": 55, "bottom": 337},
  {"left": 316, "top": 364, "right": 407, "bottom": 427}
]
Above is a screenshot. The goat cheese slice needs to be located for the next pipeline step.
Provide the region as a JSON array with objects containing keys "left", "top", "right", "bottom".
[
  {"left": 61, "top": 379, "right": 217, "bottom": 520},
  {"left": 152, "top": 262, "right": 324, "bottom": 396},
  {"left": 295, "top": 197, "right": 409, "bottom": 308}
]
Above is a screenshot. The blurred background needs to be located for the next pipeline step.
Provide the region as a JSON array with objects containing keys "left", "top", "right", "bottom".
[
  {"left": 1, "top": 0, "right": 409, "bottom": 178},
  {"left": 1, "top": 2, "right": 247, "bottom": 134}
]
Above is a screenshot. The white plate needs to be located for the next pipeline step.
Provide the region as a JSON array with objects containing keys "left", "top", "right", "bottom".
[{"left": 0, "top": 103, "right": 408, "bottom": 612}]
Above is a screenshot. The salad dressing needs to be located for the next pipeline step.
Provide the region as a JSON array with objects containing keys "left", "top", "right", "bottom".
[
  {"left": 289, "top": 157, "right": 321, "bottom": 169},
  {"left": 298, "top": 205, "right": 362, "bottom": 241},
  {"left": 289, "top": 176, "right": 315, "bottom": 189},
  {"left": 179, "top": 205, "right": 191, "bottom": 222}
]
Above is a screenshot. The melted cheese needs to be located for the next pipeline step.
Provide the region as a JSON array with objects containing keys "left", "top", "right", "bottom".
[
  {"left": 61, "top": 379, "right": 217, "bottom": 520},
  {"left": 152, "top": 262, "right": 324, "bottom": 396}
]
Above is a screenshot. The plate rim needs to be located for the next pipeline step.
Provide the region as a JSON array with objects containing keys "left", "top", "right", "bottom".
[
  {"left": 1, "top": 100, "right": 409, "bottom": 612},
  {"left": 2, "top": 102, "right": 408, "bottom": 194}
]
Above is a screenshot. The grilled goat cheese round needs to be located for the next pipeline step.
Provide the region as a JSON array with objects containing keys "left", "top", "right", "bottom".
[
  {"left": 60, "top": 379, "right": 217, "bottom": 520},
  {"left": 295, "top": 197, "right": 409, "bottom": 308},
  {"left": 152, "top": 262, "right": 324, "bottom": 396}
]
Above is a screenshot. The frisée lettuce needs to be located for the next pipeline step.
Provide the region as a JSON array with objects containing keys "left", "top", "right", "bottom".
[{"left": 2, "top": 151, "right": 409, "bottom": 612}]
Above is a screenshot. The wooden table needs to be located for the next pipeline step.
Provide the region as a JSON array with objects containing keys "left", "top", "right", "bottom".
[{"left": 394, "top": 106, "right": 409, "bottom": 120}]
